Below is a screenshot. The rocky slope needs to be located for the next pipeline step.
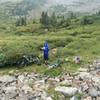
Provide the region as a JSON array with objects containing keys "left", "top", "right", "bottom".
[{"left": 0, "top": 59, "right": 100, "bottom": 100}]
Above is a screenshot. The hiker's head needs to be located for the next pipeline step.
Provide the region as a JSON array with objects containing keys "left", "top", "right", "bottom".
[
  {"left": 44, "top": 41, "right": 49, "bottom": 48},
  {"left": 45, "top": 40, "right": 48, "bottom": 44}
]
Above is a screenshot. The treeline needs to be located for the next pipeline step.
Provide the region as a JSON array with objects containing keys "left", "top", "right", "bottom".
[
  {"left": 39, "top": 11, "right": 95, "bottom": 29},
  {"left": 40, "top": 12, "right": 73, "bottom": 28},
  {"left": 15, "top": 11, "right": 100, "bottom": 28}
]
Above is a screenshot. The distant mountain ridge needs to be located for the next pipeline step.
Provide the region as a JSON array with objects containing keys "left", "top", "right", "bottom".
[{"left": 0, "top": 0, "right": 100, "bottom": 18}]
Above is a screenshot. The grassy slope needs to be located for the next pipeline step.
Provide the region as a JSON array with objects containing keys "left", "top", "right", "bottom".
[{"left": 0, "top": 15, "right": 100, "bottom": 76}]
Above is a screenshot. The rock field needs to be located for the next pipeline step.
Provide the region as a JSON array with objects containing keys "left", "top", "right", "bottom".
[{"left": 0, "top": 59, "right": 100, "bottom": 100}]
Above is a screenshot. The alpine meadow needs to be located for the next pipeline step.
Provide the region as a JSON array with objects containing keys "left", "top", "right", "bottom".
[{"left": 0, "top": 0, "right": 100, "bottom": 100}]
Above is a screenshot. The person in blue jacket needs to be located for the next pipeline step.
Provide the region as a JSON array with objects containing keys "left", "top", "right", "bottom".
[{"left": 42, "top": 41, "right": 49, "bottom": 64}]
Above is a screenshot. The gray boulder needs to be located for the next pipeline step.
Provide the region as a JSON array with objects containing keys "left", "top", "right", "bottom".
[
  {"left": 60, "top": 79, "right": 72, "bottom": 86},
  {"left": 70, "top": 96, "right": 78, "bottom": 100},
  {"left": 0, "top": 75, "right": 16, "bottom": 83},
  {"left": 55, "top": 86, "right": 78, "bottom": 97},
  {"left": 88, "top": 88, "right": 98, "bottom": 98},
  {"left": 77, "top": 72, "right": 92, "bottom": 80},
  {"left": 21, "top": 85, "right": 33, "bottom": 94},
  {"left": 18, "top": 75, "right": 25, "bottom": 83},
  {"left": 3, "top": 86, "right": 17, "bottom": 94}
]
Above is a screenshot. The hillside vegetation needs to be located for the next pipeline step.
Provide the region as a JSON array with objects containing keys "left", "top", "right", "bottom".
[{"left": 0, "top": 9, "right": 100, "bottom": 76}]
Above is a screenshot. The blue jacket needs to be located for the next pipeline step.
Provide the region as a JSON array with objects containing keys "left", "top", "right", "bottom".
[{"left": 43, "top": 42, "right": 49, "bottom": 60}]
